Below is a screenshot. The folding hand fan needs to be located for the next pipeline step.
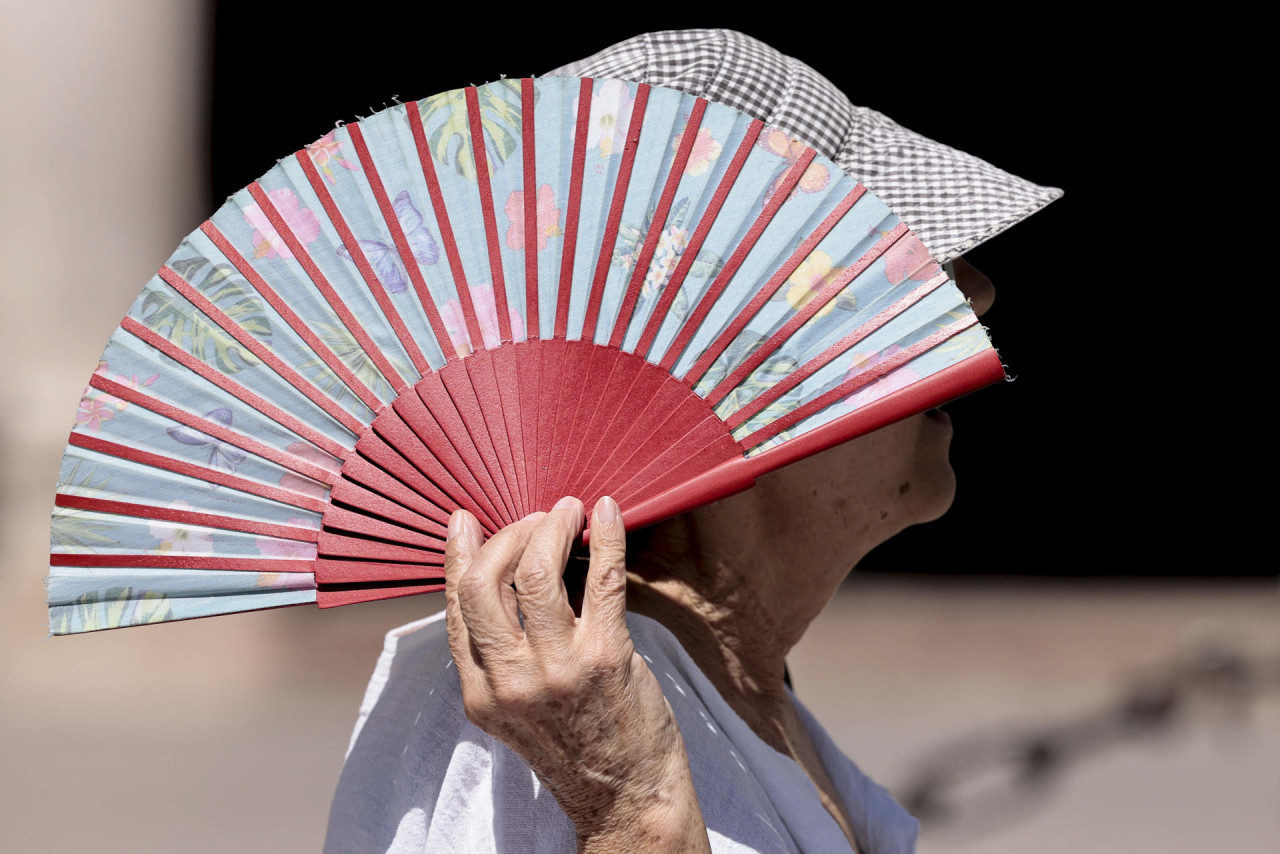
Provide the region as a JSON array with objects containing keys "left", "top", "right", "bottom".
[{"left": 48, "top": 76, "right": 1005, "bottom": 634}]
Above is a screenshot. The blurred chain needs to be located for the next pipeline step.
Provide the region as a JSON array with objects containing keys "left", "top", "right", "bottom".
[{"left": 897, "top": 634, "right": 1280, "bottom": 840}]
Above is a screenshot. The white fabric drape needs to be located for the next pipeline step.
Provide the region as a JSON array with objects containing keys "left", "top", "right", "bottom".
[{"left": 324, "top": 610, "right": 918, "bottom": 853}]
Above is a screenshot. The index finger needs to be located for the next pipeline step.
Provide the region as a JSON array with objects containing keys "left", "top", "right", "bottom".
[
  {"left": 512, "top": 497, "right": 582, "bottom": 651},
  {"left": 450, "top": 511, "right": 544, "bottom": 660}
]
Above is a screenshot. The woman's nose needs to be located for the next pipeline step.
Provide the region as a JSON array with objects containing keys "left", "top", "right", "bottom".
[{"left": 952, "top": 256, "right": 996, "bottom": 317}]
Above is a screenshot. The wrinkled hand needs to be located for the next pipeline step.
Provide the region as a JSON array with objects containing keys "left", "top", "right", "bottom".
[{"left": 444, "top": 495, "right": 709, "bottom": 853}]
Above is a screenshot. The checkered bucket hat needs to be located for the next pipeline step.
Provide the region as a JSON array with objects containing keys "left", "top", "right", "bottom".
[{"left": 548, "top": 29, "right": 1061, "bottom": 263}]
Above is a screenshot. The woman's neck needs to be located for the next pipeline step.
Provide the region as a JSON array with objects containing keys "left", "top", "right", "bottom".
[{"left": 624, "top": 511, "right": 855, "bottom": 752}]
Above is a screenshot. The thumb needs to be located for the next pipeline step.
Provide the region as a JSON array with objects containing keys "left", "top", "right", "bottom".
[{"left": 581, "top": 496, "right": 630, "bottom": 649}]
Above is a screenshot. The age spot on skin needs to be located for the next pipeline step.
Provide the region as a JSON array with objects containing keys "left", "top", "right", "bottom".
[{"left": 897, "top": 482, "right": 911, "bottom": 495}]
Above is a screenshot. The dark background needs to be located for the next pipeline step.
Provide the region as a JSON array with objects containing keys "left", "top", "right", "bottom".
[{"left": 208, "top": 8, "right": 1235, "bottom": 576}]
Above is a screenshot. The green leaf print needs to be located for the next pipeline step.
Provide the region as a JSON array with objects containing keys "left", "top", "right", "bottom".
[
  {"left": 51, "top": 588, "right": 174, "bottom": 635},
  {"left": 418, "top": 80, "right": 524, "bottom": 182},
  {"left": 141, "top": 257, "right": 270, "bottom": 374},
  {"left": 299, "top": 321, "right": 402, "bottom": 403}
]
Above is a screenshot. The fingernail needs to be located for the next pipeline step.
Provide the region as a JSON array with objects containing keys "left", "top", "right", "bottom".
[
  {"left": 448, "top": 510, "right": 463, "bottom": 539},
  {"left": 552, "top": 496, "right": 578, "bottom": 512},
  {"left": 596, "top": 495, "right": 619, "bottom": 526}
]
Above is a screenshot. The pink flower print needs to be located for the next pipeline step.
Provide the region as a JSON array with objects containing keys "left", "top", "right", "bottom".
[
  {"left": 785, "top": 251, "right": 846, "bottom": 318},
  {"left": 439, "top": 298, "right": 474, "bottom": 357},
  {"left": 74, "top": 361, "right": 159, "bottom": 431},
  {"left": 675, "top": 127, "right": 722, "bottom": 176},
  {"left": 255, "top": 516, "right": 320, "bottom": 561},
  {"left": 884, "top": 233, "right": 941, "bottom": 285},
  {"left": 470, "top": 283, "right": 526, "bottom": 349},
  {"left": 74, "top": 393, "right": 115, "bottom": 432},
  {"left": 842, "top": 346, "right": 920, "bottom": 409},
  {"left": 441, "top": 284, "right": 527, "bottom": 354},
  {"left": 305, "top": 132, "right": 359, "bottom": 185},
  {"left": 278, "top": 441, "right": 339, "bottom": 501},
  {"left": 504, "top": 184, "right": 562, "bottom": 251},
  {"left": 243, "top": 188, "right": 321, "bottom": 260},
  {"left": 758, "top": 128, "right": 829, "bottom": 201},
  {"left": 149, "top": 501, "right": 215, "bottom": 555},
  {"left": 585, "top": 79, "right": 635, "bottom": 157}
]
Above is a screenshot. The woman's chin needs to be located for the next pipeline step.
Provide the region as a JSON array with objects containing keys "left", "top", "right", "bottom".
[{"left": 913, "top": 462, "right": 957, "bottom": 524}]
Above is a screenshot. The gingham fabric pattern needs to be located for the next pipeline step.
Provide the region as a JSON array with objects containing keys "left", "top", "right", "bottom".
[{"left": 547, "top": 29, "right": 1062, "bottom": 263}]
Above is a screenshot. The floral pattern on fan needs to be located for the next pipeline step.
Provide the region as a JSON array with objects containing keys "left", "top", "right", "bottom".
[
  {"left": 244, "top": 188, "right": 321, "bottom": 260},
  {"left": 441, "top": 283, "right": 527, "bottom": 354},
  {"left": 305, "top": 131, "right": 360, "bottom": 185},
  {"left": 74, "top": 361, "right": 160, "bottom": 432},
  {"left": 585, "top": 79, "right": 635, "bottom": 158},
  {"left": 615, "top": 198, "right": 723, "bottom": 298},
  {"left": 758, "top": 128, "right": 830, "bottom": 201},
  {"left": 139, "top": 256, "right": 272, "bottom": 375},
  {"left": 842, "top": 346, "right": 921, "bottom": 408},
  {"left": 779, "top": 250, "right": 857, "bottom": 318},
  {"left": 884, "top": 233, "right": 942, "bottom": 284},
  {"left": 167, "top": 407, "right": 247, "bottom": 474},
  {"left": 504, "top": 185, "right": 562, "bottom": 251},
  {"left": 675, "top": 126, "right": 723, "bottom": 176},
  {"left": 149, "top": 501, "right": 215, "bottom": 555}
]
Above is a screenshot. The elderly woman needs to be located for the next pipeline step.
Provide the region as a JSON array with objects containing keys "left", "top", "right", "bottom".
[{"left": 324, "top": 30, "right": 1058, "bottom": 854}]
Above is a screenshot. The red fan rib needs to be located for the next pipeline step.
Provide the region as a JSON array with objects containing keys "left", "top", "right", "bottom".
[
  {"left": 88, "top": 374, "right": 337, "bottom": 486},
  {"left": 581, "top": 83, "right": 651, "bottom": 342},
  {"left": 305, "top": 134, "right": 430, "bottom": 373},
  {"left": 682, "top": 184, "right": 865, "bottom": 389},
  {"left": 703, "top": 223, "right": 910, "bottom": 405},
  {"left": 616, "top": 348, "right": 1007, "bottom": 535},
  {"left": 120, "top": 317, "right": 353, "bottom": 458},
  {"left": 197, "top": 227, "right": 383, "bottom": 414},
  {"left": 465, "top": 350, "right": 525, "bottom": 517},
  {"left": 414, "top": 372, "right": 511, "bottom": 525},
  {"left": 738, "top": 314, "right": 982, "bottom": 449},
  {"left": 723, "top": 271, "right": 950, "bottom": 432},
  {"left": 521, "top": 77, "right": 539, "bottom": 333},
  {"left": 555, "top": 77, "right": 593, "bottom": 338},
  {"left": 317, "top": 582, "right": 445, "bottom": 609},
  {"left": 247, "top": 182, "right": 409, "bottom": 392},
  {"left": 405, "top": 98, "right": 482, "bottom": 356},
  {"left": 54, "top": 494, "right": 320, "bottom": 543},
  {"left": 608, "top": 98, "right": 708, "bottom": 348},
  {"left": 465, "top": 86, "right": 513, "bottom": 345},
  {"left": 659, "top": 148, "right": 818, "bottom": 374},
  {"left": 67, "top": 432, "right": 326, "bottom": 513},
  {"left": 50, "top": 553, "right": 312, "bottom": 571},
  {"left": 634, "top": 117, "right": 764, "bottom": 358},
  {"left": 391, "top": 392, "right": 503, "bottom": 531}
]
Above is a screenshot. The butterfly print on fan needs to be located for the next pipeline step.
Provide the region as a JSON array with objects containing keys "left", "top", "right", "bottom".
[
  {"left": 166, "top": 407, "right": 248, "bottom": 473},
  {"left": 336, "top": 190, "right": 440, "bottom": 294}
]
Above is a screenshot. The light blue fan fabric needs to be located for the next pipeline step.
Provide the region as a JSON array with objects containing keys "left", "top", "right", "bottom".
[{"left": 50, "top": 77, "right": 993, "bottom": 633}]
